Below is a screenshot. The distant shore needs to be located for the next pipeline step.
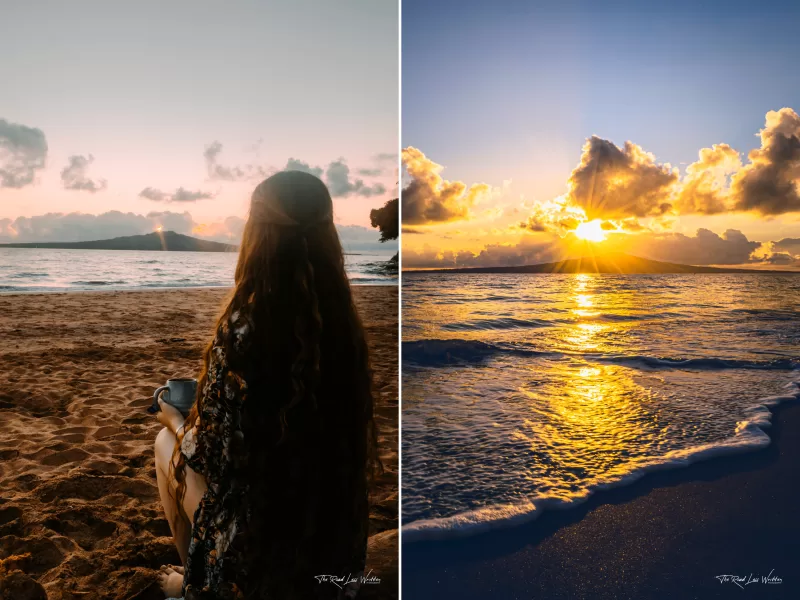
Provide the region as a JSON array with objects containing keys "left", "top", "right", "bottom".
[
  {"left": 403, "top": 399, "right": 800, "bottom": 599},
  {"left": 402, "top": 253, "right": 800, "bottom": 274}
]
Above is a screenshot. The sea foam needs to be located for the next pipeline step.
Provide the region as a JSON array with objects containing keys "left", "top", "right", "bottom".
[{"left": 403, "top": 381, "right": 799, "bottom": 543}]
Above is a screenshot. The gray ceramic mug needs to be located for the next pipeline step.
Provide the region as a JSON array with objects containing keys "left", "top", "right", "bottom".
[{"left": 149, "top": 378, "right": 197, "bottom": 418}]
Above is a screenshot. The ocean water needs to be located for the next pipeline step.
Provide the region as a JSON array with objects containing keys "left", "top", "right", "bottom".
[
  {"left": 402, "top": 273, "right": 800, "bottom": 541},
  {"left": 0, "top": 248, "right": 397, "bottom": 292}
]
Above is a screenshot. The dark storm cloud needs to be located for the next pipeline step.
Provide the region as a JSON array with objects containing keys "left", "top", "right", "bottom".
[
  {"left": 60, "top": 154, "right": 107, "bottom": 192},
  {"left": 0, "top": 118, "right": 48, "bottom": 188}
]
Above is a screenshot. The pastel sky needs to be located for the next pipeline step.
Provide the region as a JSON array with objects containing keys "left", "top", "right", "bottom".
[
  {"left": 0, "top": 0, "right": 398, "bottom": 245},
  {"left": 402, "top": 0, "right": 800, "bottom": 269}
]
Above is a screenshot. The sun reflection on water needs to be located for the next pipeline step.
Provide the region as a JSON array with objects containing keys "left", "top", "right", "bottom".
[{"left": 401, "top": 273, "right": 800, "bottom": 525}]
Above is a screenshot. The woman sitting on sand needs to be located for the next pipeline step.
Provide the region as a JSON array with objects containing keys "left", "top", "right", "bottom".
[{"left": 152, "top": 171, "right": 379, "bottom": 599}]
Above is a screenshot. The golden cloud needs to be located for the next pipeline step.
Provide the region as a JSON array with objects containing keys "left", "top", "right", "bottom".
[
  {"left": 732, "top": 107, "right": 800, "bottom": 215},
  {"left": 567, "top": 136, "right": 678, "bottom": 219},
  {"left": 402, "top": 146, "right": 492, "bottom": 225},
  {"left": 674, "top": 143, "right": 741, "bottom": 214},
  {"left": 517, "top": 108, "right": 800, "bottom": 238}
]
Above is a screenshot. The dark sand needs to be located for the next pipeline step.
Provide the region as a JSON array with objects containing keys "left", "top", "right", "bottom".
[
  {"left": 403, "top": 400, "right": 800, "bottom": 600},
  {"left": 0, "top": 287, "right": 398, "bottom": 599}
]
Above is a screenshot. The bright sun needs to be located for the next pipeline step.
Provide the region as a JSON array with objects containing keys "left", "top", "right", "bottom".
[
  {"left": 155, "top": 226, "right": 163, "bottom": 232},
  {"left": 573, "top": 219, "right": 607, "bottom": 242}
]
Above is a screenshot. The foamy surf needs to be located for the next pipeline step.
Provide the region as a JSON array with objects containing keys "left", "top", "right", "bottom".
[
  {"left": 403, "top": 380, "right": 800, "bottom": 543},
  {"left": 402, "top": 274, "right": 800, "bottom": 544}
]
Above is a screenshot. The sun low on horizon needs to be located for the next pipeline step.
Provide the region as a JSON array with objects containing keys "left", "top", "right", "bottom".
[
  {"left": 401, "top": 0, "right": 800, "bottom": 272},
  {"left": 400, "top": 124, "right": 800, "bottom": 271},
  {"left": 572, "top": 220, "right": 608, "bottom": 243}
]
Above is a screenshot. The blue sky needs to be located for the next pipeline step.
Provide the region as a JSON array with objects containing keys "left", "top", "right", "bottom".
[
  {"left": 401, "top": 0, "right": 800, "bottom": 269},
  {"left": 404, "top": 0, "right": 800, "bottom": 189}
]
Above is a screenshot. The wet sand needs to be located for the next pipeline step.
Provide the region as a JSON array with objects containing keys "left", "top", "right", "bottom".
[
  {"left": 0, "top": 286, "right": 398, "bottom": 599},
  {"left": 403, "top": 400, "right": 800, "bottom": 600}
]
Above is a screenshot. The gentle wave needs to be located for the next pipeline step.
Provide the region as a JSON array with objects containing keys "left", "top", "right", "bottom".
[
  {"left": 71, "top": 280, "right": 128, "bottom": 286},
  {"left": 730, "top": 308, "right": 798, "bottom": 321},
  {"left": 0, "top": 282, "right": 230, "bottom": 292},
  {"left": 403, "top": 274, "right": 800, "bottom": 542},
  {"left": 403, "top": 384, "right": 800, "bottom": 543},
  {"left": 404, "top": 338, "right": 799, "bottom": 371},
  {"left": 595, "top": 354, "right": 799, "bottom": 371},
  {"left": 434, "top": 311, "right": 691, "bottom": 332},
  {"left": 442, "top": 317, "right": 552, "bottom": 331},
  {"left": 403, "top": 339, "right": 550, "bottom": 366}
]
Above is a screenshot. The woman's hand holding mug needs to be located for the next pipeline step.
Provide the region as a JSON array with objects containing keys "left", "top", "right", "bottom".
[{"left": 156, "top": 397, "right": 187, "bottom": 435}]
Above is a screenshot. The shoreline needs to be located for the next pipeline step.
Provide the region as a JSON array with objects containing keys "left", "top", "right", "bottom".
[
  {"left": 0, "top": 281, "right": 398, "bottom": 295},
  {"left": 403, "top": 399, "right": 800, "bottom": 599},
  {"left": 402, "top": 385, "right": 798, "bottom": 543}
]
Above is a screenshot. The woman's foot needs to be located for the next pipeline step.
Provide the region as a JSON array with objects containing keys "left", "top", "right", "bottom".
[{"left": 158, "top": 564, "right": 184, "bottom": 598}]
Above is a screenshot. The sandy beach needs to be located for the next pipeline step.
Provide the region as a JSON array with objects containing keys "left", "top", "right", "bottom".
[
  {"left": 403, "top": 400, "right": 800, "bottom": 599},
  {"left": 0, "top": 286, "right": 398, "bottom": 600}
]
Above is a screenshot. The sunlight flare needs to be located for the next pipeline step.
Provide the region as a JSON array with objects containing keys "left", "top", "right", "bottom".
[{"left": 573, "top": 219, "right": 607, "bottom": 242}]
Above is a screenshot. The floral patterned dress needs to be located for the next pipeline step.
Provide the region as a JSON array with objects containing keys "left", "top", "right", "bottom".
[
  {"left": 175, "top": 304, "right": 369, "bottom": 599},
  {"left": 179, "top": 308, "right": 253, "bottom": 600}
]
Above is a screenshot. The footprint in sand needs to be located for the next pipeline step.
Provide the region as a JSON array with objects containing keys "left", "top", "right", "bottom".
[
  {"left": 39, "top": 447, "right": 92, "bottom": 467},
  {"left": 0, "top": 535, "right": 65, "bottom": 574},
  {"left": 53, "top": 426, "right": 92, "bottom": 435},
  {"left": 122, "top": 414, "right": 150, "bottom": 425},
  {"left": 84, "top": 459, "right": 125, "bottom": 475},
  {"left": 0, "top": 506, "right": 24, "bottom": 536},
  {"left": 94, "top": 425, "right": 135, "bottom": 441},
  {"left": 43, "top": 508, "right": 117, "bottom": 551},
  {"left": 49, "top": 433, "right": 86, "bottom": 444},
  {"left": 12, "top": 473, "right": 40, "bottom": 492},
  {"left": 37, "top": 473, "right": 157, "bottom": 503}
]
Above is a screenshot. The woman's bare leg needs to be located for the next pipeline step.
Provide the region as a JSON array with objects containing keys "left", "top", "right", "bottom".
[{"left": 154, "top": 427, "right": 207, "bottom": 565}]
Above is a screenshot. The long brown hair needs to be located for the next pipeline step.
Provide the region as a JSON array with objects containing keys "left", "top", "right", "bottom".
[{"left": 172, "top": 170, "right": 379, "bottom": 597}]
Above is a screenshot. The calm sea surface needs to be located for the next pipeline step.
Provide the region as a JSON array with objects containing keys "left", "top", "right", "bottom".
[
  {"left": 402, "top": 273, "right": 800, "bottom": 540},
  {"left": 0, "top": 248, "right": 397, "bottom": 292}
]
